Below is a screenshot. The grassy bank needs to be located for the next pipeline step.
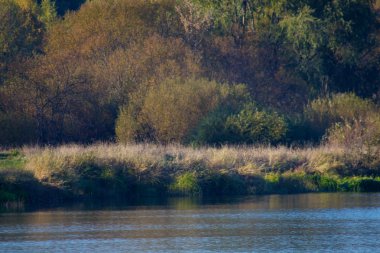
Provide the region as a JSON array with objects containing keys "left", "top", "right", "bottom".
[{"left": 1, "top": 144, "right": 380, "bottom": 205}]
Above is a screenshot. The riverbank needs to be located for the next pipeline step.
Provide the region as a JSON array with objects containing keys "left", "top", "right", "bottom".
[{"left": 1, "top": 144, "right": 380, "bottom": 206}]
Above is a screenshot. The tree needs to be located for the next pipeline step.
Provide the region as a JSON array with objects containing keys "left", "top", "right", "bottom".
[
  {"left": 12, "top": 49, "right": 115, "bottom": 143},
  {"left": 175, "top": 0, "right": 212, "bottom": 49},
  {"left": 92, "top": 34, "right": 201, "bottom": 106},
  {"left": 0, "top": 0, "right": 43, "bottom": 84},
  {"left": 191, "top": 0, "right": 257, "bottom": 45},
  {"left": 279, "top": 0, "right": 379, "bottom": 95},
  {"left": 280, "top": 6, "right": 326, "bottom": 93},
  {"left": 39, "top": 0, "right": 57, "bottom": 26}
]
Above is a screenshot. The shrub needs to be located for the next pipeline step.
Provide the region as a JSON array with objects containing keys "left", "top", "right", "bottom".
[
  {"left": 115, "top": 103, "right": 154, "bottom": 143},
  {"left": 308, "top": 94, "right": 380, "bottom": 171},
  {"left": 116, "top": 78, "right": 249, "bottom": 143},
  {"left": 325, "top": 114, "right": 380, "bottom": 172},
  {"left": 188, "top": 107, "right": 236, "bottom": 145},
  {"left": 225, "top": 103, "right": 287, "bottom": 144},
  {"left": 304, "top": 93, "right": 377, "bottom": 141},
  {"left": 191, "top": 102, "right": 287, "bottom": 145},
  {"left": 141, "top": 78, "right": 221, "bottom": 143},
  {"left": 326, "top": 115, "right": 380, "bottom": 148}
]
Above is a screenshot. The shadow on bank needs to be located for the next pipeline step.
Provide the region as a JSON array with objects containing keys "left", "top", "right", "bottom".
[{"left": 2, "top": 164, "right": 380, "bottom": 209}]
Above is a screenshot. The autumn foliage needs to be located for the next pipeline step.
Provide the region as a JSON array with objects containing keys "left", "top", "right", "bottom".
[{"left": 0, "top": 0, "right": 379, "bottom": 147}]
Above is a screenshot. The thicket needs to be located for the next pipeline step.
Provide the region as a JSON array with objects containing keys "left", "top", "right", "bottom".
[
  {"left": 190, "top": 102, "right": 287, "bottom": 145},
  {"left": 0, "top": 0, "right": 379, "bottom": 147},
  {"left": 116, "top": 79, "right": 252, "bottom": 143}
]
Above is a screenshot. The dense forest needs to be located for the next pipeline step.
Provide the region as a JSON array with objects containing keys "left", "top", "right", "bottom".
[{"left": 1, "top": 0, "right": 380, "bottom": 147}]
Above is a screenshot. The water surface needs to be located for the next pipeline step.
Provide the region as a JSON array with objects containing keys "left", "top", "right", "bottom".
[{"left": 1, "top": 193, "right": 380, "bottom": 252}]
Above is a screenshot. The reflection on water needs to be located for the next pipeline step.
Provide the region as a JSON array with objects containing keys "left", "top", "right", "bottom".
[{"left": 1, "top": 193, "right": 380, "bottom": 252}]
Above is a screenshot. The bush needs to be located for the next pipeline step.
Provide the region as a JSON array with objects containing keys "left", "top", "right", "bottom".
[
  {"left": 325, "top": 113, "right": 380, "bottom": 171},
  {"left": 306, "top": 94, "right": 380, "bottom": 171},
  {"left": 225, "top": 103, "right": 287, "bottom": 144},
  {"left": 116, "top": 78, "right": 249, "bottom": 143},
  {"left": 141, "top": 78, "right": 221, "bottom": 143},
  {"left": 115, "top": 103, "right": 153, "bottom": 143},
  {"left": 304, "top": 93, "right": 377, "bottom": 141},
  {"left": 190, "top": 102, "right": 287, "bottom": 145},
  {"left": 326, "top": 115, "right": 380, "bottom": 148},
  {"left": 188, "top": 106, "right": 236, "bottom": 145}
]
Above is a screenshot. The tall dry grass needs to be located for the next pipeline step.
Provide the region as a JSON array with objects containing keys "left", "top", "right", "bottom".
[
  {"left": 0, "top": 143, "right": 378, "bottom": 203},
  {"left": 22, "top": 143, "right": 365, "bottom": 182}
]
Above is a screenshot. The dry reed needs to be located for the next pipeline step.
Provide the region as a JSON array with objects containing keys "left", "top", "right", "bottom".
[{"left": 22, "top": 143, "right": 356, "bottom": 181}]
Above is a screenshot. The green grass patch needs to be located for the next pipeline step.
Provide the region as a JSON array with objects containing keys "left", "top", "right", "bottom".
[
  {"left": 169, "top": 172, "right": 201, "bottom": 196},
  {"left": 336, "top": 177, "right": 380, "bottom": 192},
  {"left": 169, "top": 171, "right": 247, "bottom": 196},
  {"left": 0, "top": 150, "right": 26, "bottom": 170},
  {"left": 262, "top": 173, "right": 380, "bottom": 193}
]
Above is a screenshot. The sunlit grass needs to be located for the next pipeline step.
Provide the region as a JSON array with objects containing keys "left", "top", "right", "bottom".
[
  {"left": 0, "top": 143, "right": 379, "bottom": 205},
  {"left": 0, "top": 150, "right": 26, "bottom": 170},
  {"left": 21, "top": 143, "right": 379, "bottom": 181}
]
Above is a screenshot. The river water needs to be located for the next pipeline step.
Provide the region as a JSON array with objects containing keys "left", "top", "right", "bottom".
[{"left": 1, "top": 193, "right": 380, "bottom": 252}]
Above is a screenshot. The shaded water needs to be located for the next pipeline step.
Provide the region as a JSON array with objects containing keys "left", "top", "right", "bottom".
[{"left": 1, "top": 193, "right": 380, "bottom": 252}]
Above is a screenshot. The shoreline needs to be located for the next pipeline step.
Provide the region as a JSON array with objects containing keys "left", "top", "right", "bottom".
[{"left": 1, "top": 144, "right": 380, "bottom": 206}]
